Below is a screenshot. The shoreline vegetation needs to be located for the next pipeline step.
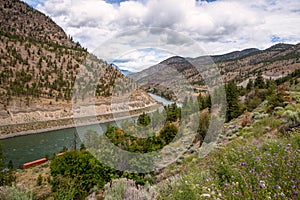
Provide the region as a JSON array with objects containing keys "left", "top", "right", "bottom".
[{"left": 0, "top": 104, "right": 162, "bottom": 139}]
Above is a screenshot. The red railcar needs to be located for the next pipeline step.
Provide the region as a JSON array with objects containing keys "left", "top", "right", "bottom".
[{"left": 22, "top": 158, "right": 47, "bottom": 169}]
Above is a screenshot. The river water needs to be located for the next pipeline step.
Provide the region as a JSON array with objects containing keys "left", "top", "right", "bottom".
[
  {"left": 1, "top": 123, "right": 111, "bottom": 168},
  {"left": 0, "top": 94, "right": 174, "bottom": 168},
  {"left": 149, "top": 93, "right": 182, "bottom": 107}
]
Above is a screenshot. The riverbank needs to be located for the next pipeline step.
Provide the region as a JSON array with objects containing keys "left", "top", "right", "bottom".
[{"left": 0, "top": 104, "right": 162, "bottom": 139}]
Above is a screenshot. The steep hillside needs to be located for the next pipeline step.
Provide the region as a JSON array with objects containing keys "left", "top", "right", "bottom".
[
  {"left": 218, "top": 43, "right": 300, "bottom": 82},
  {"left": 0, "top": 0, "right": 158, "bottom": 133},
  {"left": 131, "top": 43, "right": 300, "bottom": 100},
  {"left": 130, "top": 56, "right": 207, "bottom": 101},
  {"left": 154, "top": 78, "right": 300, "bottom": 199},
  {"left": 0, "top": 0, "right": 76, "bottom": 48}
]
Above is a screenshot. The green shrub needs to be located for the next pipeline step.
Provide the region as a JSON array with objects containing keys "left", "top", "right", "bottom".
[
  {"left": 53, "top": 179, "right": 76, "bottom": 200},
  {"left": 50, "top": 150, "right": 115, "bottom": 199},
  {"left": 267, "top": 91, "right": 285, "bottom": 112},
  {"left": 283, "top": 110, "right": 300, "bottom": 125}
]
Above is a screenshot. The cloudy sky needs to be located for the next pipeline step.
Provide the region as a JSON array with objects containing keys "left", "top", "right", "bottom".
[{"left": 23, "top": 0, "right": 300, "bottom": 72}]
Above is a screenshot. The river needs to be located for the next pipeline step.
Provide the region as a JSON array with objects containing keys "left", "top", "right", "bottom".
[
  {"left": 1, "top": 123, "right": 113, "bottom": 168},
  {"left": 149, "top": 93, "right": 182, "bottom": 107},
  {"left": 0, "top": 94, "right": 174, "bottom": 168}
]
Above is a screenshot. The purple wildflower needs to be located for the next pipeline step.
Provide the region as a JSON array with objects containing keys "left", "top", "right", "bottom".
[
  {"left": 259, "top": 180, "right": 265, "bottom": 188},
  {"left": 259, "top": 185, "right": 264, "bottom": 189},
  {"left": 293, "top": 192, "right": 298, "bottom": 196}
]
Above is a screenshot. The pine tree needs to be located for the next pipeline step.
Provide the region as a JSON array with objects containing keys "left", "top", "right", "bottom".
[
  {"left": 225, "top": 81, "right": 243, "bottom": 122},
  {"left": 137, "top": 112, "right": 151, "bottom": 126},
  {"left": 246, "top": 79, "right": 253, "bottom": 90},
  {"left": 254, "top": 73, "right": 265, "bottom": 89}
]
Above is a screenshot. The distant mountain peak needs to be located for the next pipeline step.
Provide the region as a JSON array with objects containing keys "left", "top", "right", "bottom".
[
  {"left": 266, "top": 43, "right": 295, "bottom": 51},
  {"left": 110, "top": 63, "right": 134, "bottom": 75}
]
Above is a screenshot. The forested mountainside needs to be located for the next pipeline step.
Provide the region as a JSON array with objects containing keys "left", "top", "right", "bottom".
[
  {"left": 0, "top": 0, "right": 124, "bottom": 104},
  {"left": 0, "top": 0, "right": 156, "bottom": 127},
  {"left": 216, "top": 43, "right": 300, "bottom": 82}
]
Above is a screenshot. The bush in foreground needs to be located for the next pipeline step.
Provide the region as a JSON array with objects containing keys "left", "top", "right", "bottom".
[{"left": 50, "top": 150, "right": 114, "bottom": 199}]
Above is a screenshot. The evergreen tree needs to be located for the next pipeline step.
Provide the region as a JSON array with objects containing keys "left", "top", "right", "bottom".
[
  {"left": 225, "top": 81, "right": 243, "bottom": 122},
  {"left": 196, "top": 111, "right": 211, "bottom": 145},
  {"left": 266, "top": 79, "right": 277, "bottom": 95},
  {"left": 166, "top": 103, "right": 181, "bottom": 122},
  {"left": 159, "top": 122, "right": 178, "bottom": 144},
  {"left": 137, "top": 112, "right": 151, "bottom": 126},
  {"left": 254, "top": 73, "right": 265, "bottom": 89},
  {"left": 246, "top": 79, "right": 253, "bottom": 90}
]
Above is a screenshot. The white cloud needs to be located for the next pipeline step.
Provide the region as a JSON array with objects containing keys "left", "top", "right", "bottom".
[
  {"left": 23, "top": 0, "right": 300, "bottom": 71},
  {"left": 117, "top": 1, "right": 147, "bottom": 26},
  {"left": 112, "top": 48, "right": 175, "bottom": 72}
]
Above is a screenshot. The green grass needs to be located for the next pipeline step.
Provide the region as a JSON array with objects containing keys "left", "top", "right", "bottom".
[
  {"left": 157, "top": 133, "right": 300, "bottom": 199},
  {"left": 252, "top": 116, "right": 282, "bottom": 137}
]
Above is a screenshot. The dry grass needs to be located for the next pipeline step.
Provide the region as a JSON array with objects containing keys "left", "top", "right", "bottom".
[{"left": 15, "top": 162, "right": 52, "bottom": 199}]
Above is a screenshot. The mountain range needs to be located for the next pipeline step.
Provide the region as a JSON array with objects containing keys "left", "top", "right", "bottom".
[
  {"left": 131, "top": 42, "right": 300, "bottom": 100},
  {"left": 1, "top": 0, "right": 300, "bottom": 127}
]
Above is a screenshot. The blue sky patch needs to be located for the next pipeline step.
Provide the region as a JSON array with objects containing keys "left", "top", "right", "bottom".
[
  {"left": 23, "top": 0, "right": 42, "bottom": 8},
  {"left": 271, "top": 35, "right": 285, "bottom": 43},
  {"left": 105, "top": 0, "right": 129, "bottom": 4}
]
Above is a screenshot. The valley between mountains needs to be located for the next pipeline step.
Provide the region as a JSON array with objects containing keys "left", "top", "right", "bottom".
[
  {"left": 1, "top": 0, "right": 300, "bottom": 138},
  {"left": 0, "top": 0, "right": 300, "bottom": 199}
]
